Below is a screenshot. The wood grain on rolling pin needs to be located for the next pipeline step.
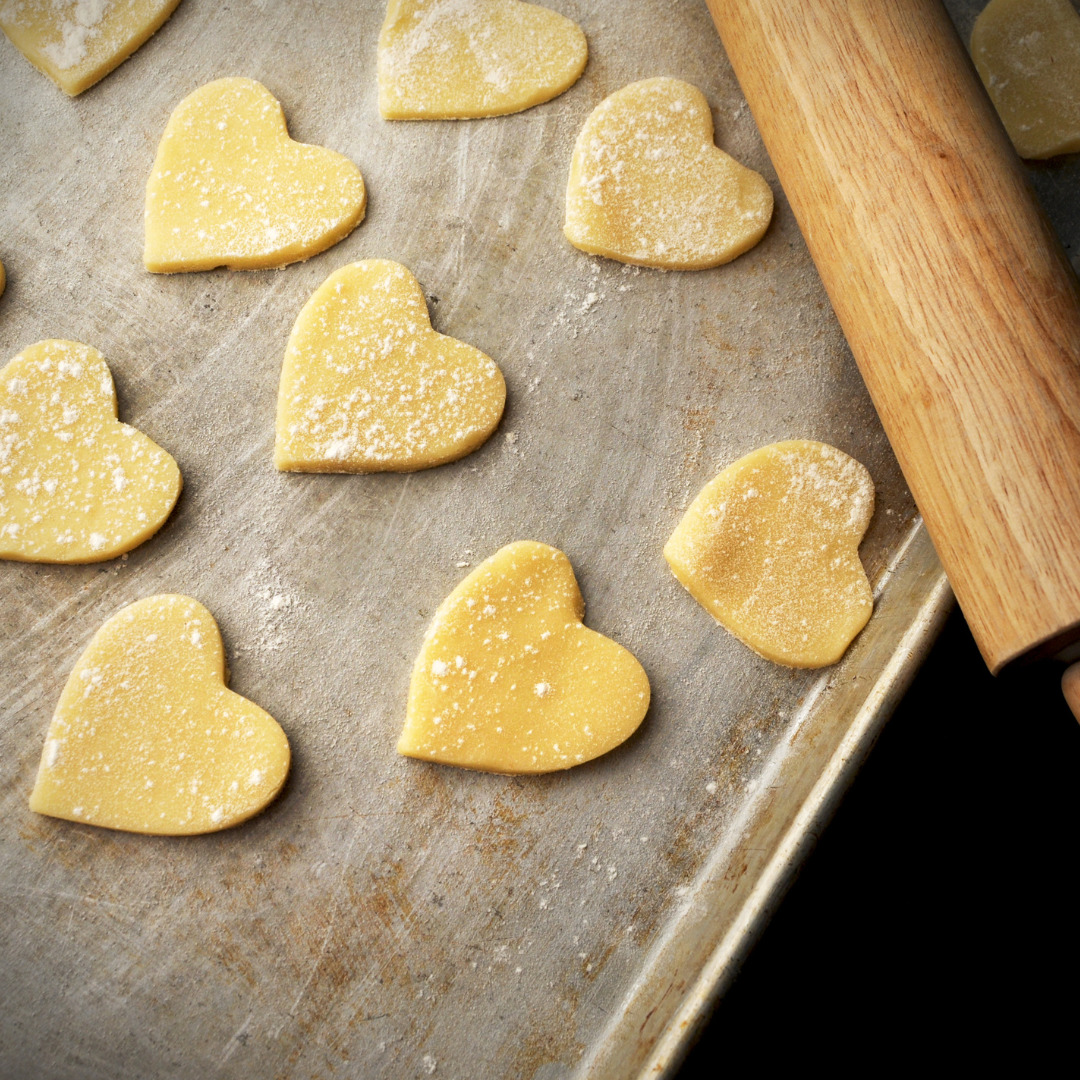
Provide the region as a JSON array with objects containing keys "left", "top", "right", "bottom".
[{"left": 707, "top": 0, "right": 1080, "bottom": 673}]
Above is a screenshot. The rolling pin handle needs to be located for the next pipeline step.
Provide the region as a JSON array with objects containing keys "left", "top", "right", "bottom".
[
  {"left": 707, "top": 0, "right": 1080, "bottom": 674},
  {"left": 1061, "top": 663, "right": 1080, "bottom": 724}
]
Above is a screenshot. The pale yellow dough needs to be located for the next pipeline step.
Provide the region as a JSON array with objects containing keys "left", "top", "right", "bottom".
[
  {"left": 275, "top": 260, "right": 505, "bottom": 473},
  {"left": 565, "top": 77, "right": 774, "bottom": 270},
  {"left": 144, "top": 78, "right": 366, "bottom": 273},
  {"left": 29, "top": 595, "right": 290, "bottom": 835},
  {"left": 971, "top": 0, "right": 1080, "bottom": 159},
  {"left": 399, "top": 541, "right": 650, "bottom": 773},
  {"left": 0, "top": 0, "right": 182, "bottom": 95},
  {"left": 378, "top": 0, "right": 587, "bottom": 120},
  {"left": 0, "top": 340, "right": 181, "bottom": 563},
  {"left": 664, "top": 441, "right": 874, "bottom": 669}
]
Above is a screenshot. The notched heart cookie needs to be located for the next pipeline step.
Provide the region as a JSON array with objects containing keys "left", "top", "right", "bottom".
[
  {"left": 664, "top": 441, "right": 874, "bottom": 668},
  {"left": 144, "top": 77, "right": 366, "bottom": 273},
  {"left": 565, "top": 77, "right": 773, "bottom": 270},
  {"left": 971, "top": 0, "right": 1080, "bottom": 159},
  {"left": 0, "top": 339, "right": 181, "bottom": 563},
  {"left": 275, "top": 260, "right": 506, "bottom": 472},
  {"left": 0, "top": 0, "right": 182, "bottom": 96},
  {"left": 378, "top": 0, "right": 587, "bottom": 120},
  {"left": 30, "top": 594, "right": 291, "bottom": 835},
  {"left": 398, "top": 541, "right": 650, "bottom": 774}
]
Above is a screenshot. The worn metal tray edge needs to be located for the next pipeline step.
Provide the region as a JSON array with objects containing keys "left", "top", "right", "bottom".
[{"left": 577, "top": 521, "right": 953, "bottom": 1080}]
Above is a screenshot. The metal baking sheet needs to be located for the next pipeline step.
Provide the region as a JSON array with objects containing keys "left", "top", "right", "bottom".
[{"left": 1, "top": 2, "right": 1073, "bottom": 1077}]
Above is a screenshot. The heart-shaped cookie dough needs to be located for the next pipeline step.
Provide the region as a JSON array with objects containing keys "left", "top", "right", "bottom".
[
  {"left": 664, "top": 441, "right": 874, "bottom": 668},
  {"left": 971, "top": 0, "right": 1080, "bottom": 160},
  {"left": 0, "top": 0, "right": 182, "bottom": 96},
  {"left": 398, "top": 541, "right": 650, "bottom": 773},
  {"left": 565, "top": 77, "right": 774, "bottom": 270},
  {"left": 29, "top": 595, "right": 290, "bottom": 835},
  {"left": 0, "top": 339, "right": 181, "bottom": 563},
  {"left": 275, "top": 260, "right": 506, "bottom": 472},
  {"left": 378, "top": 0, "right": 587, "bottom": 119},
  {"left": 144, "top": 77, "right": 366, "bottom": 273}
]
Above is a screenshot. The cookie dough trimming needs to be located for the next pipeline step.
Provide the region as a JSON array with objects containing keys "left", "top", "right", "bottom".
[{"left": 971, "top": 0, "right": 1080, "bottom": 159}]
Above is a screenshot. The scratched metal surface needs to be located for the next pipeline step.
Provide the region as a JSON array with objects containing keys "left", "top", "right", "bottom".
[{"left": 0, "top": 2, "right": 1074, "bottom": 1078}]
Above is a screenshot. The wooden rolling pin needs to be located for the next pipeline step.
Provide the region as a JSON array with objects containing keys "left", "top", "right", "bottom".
[{"left": 706, "top": 0, "right": 1080, "bottom": 675}]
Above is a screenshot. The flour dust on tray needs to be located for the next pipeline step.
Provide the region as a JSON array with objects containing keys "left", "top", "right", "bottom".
[
  {"left": 0, "top": 339, "right": 181, "bottom": 563},
  {"left": 378, "top": 0, "right": 587, "bottom": 119},
  {"left": 664, "top": 441, "right": 875, "bottom": 668},
  {"left": 144, "top": 77, "right": 366, "bottom": 272},
  {"left": 565, "top": 77, "right": 773, "bottom": 270},
  {"left": 0, "top": 0, "right": 183, "bottom": 95},
  {"left": 275, "top": 260, "right": 505, "bottom": 472},
  {"left": 398, "top": 541, "right": 650, "bottom": 773},
  {"left": 29, "top": 594, "right": 291, "bottom": 835}
]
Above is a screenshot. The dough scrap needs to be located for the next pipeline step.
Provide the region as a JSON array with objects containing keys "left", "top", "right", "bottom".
[
  {"left": 0, "top": 0, "right": 182, "bottom": 95},
  {"left": 565, "top": 77, "right": 773, "bottom": 270},
  {"left": 664, "top": 441, "right": 874, "bottom": 668},
  {"left": 0, "top": 339, "right": 181, "bottom": 563},
  {"left": 275, "top": 260, "right": 505, "bottom": 472},
  {"left": 971, "top": 0, "right": 1080, "bottom": 159},
  {"left": 29, "top": 594, "right": 290, "bottom": 835},
  {"left": 378, "top": 0, "right": 587, "bottom": 119},
  {"left": 144, "top": 77, "right": 366, "bottom": 273},
  {"left": 399, "top": 541, "right": 650, "bottom": 773}
]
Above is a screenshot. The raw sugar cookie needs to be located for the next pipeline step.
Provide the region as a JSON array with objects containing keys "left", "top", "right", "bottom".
[
  {"left": 0, "top": 339, "right": 181, "bottom": 563},
  {"left": 565, "top": 77, "right": 773, "bottom": 270},
  {"left": 378, "top": 0, "right": 587, "bottom": 119},
  {"left": 664, "top": 441, "right": 874, "bottom": 669},
  {"left": 398, "top": 541, "right": 650, "bottom": 773},
  {"left": 144, "top": 77, "right": 366, "bottom": 272},
  {"left": 971, "top": 0, "right": 1080, "bottom": 159},
  {"left": 0, "top": 0, "right": 182, "bottom": 96},
  {"left": 29, "top": 594, "right": 290, "bottom": 835},
  {"left": 275, "top": 260, "right": 505, "bottom": 472}
]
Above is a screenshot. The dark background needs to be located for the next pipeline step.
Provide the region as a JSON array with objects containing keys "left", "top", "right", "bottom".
[{"left": 676, "top": 603, "right": 1080, "bottom": 1074}]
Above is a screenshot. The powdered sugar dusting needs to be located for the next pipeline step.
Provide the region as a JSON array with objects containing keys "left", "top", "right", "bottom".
[
  {"left": 0, "top": 0, "right": 180, "bottom": 92},
  {"left": 40, "top": 0, "right": 110, "bottom": 68}
]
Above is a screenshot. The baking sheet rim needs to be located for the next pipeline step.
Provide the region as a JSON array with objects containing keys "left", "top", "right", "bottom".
[{"left": 578, "top": 522, "right": 954, "bottom": 1080}]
